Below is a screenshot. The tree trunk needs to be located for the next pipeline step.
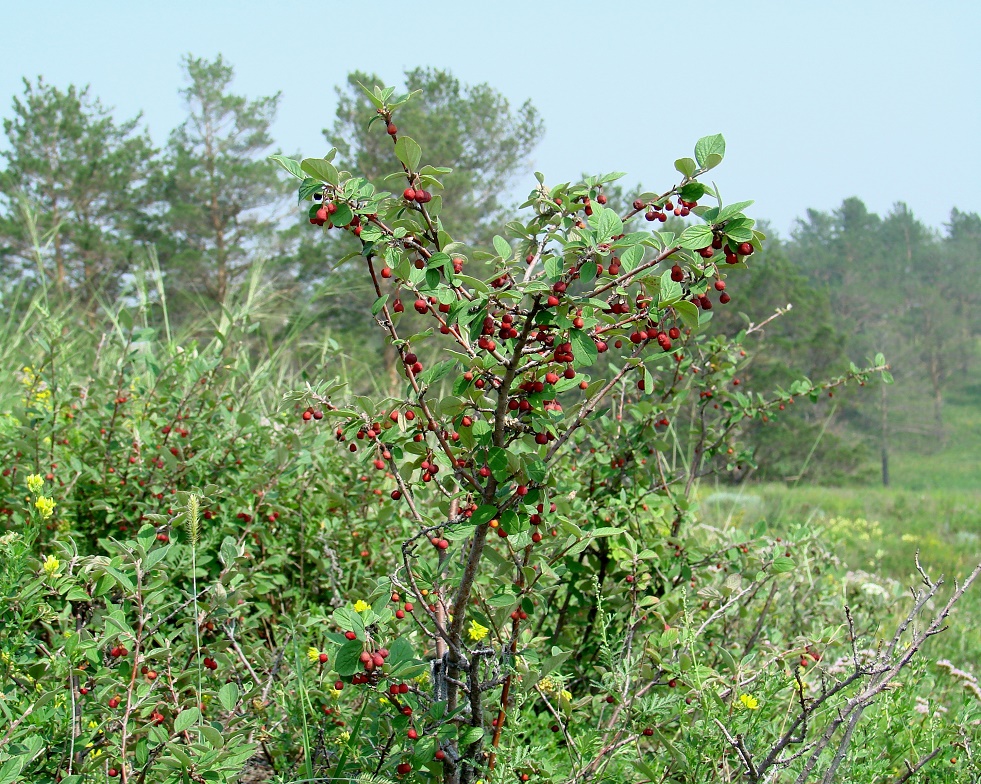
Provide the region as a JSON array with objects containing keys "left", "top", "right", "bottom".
[
  {"left": 880, "top": 381, "right": 890, "bottom": 487},
  {"left": 928, "top": 347, "right": 945, "bottom": 444}
]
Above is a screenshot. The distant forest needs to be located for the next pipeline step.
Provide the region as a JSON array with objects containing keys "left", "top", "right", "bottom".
[{"left": 3, "top": 56, "right": 978, "bottom": 486}]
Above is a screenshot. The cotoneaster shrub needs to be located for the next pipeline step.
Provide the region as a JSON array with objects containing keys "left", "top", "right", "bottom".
[{"left": 1, "top": 83, "right": 979, "bottom": 784}]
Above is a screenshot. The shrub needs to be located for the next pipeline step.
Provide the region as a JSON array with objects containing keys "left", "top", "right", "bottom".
[{"left": 1, "top": 83, "right": 977, "bottom": 784}]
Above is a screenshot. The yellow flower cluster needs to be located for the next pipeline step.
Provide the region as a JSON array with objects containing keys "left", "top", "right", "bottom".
[
  {"left": 35, "top": 497, "right": 56, "bottom": 520},
  {"left": 21, "top": 366, "right": 52, "bottom": 405},
  {"left": 468, "top": 620, "right": 489, "bottom": 641},
  {"left": 307, "top": 647, "right": 321, "bottom": 664},
  {"left": 739, "top": 693, "right": 759, "bottom": 710},
  {"left": 26, "top": 474, "right": 44, "bottom": 494},
  {"left": 354, "top": 600, "right": 370, "bottom": 613},
  {"left": 42, "top": 554, "right": 60, "bottom": 576}
]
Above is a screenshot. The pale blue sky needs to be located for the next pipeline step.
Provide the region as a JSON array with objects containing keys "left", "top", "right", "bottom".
[{"left": 2, "top": 1, "right": 978, "bottom": 236}]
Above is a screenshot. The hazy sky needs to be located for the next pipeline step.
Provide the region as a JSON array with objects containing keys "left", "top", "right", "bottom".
[{"left": 2, "top": 1, "right": 978, "bottom": 237}]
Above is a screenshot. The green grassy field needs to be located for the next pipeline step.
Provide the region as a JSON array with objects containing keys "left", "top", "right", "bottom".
[
  {"left": 887, "top": 377, "right": 981, "bottom": 492},
  {"left": 699, "top": 480, "right": 981, "bottom": 665}
]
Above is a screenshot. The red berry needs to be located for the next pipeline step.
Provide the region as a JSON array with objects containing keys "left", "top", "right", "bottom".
[
  {"left": 386, "top": 123, "right": 397, "bottom": 136},
  {"left": 403, "top": 187, "right": 416, "bottom": 201},
  {"left": 738, "top": 242, "right": 754, "bottom": 255},
  {"left": 319, "top": 653, "right": 328, "bottom": 664}
]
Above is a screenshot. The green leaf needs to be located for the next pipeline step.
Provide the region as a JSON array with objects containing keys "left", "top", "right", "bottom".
[
  {"left": 459, "top": 726, "right": 484, "bottom": 746},
  {"left": 593, "top": 206, "right": 623, "bottom": 239},
  {"left": 674, "top": 157, "right": 697, "bottom": 178},
  {"left": 298, "top": 178, "right": 323, "bottom": 203},
  {"left": 334, "top": 639, "right": 364, "bottom": 677},
  {"left": 0, "top": 758, "right": 24, "bottom": 784},
  {"left": 387, "top": 637, "right": 415, "bottom": 668},
  {"left": 771, "top": 557, "right": 795, "bottom": 574},
  {"left": 724, "top": 224, "right": 754, "bottom": 243},
  {"left": 218, "top": 682, "right": 239, "bottom": 712},
  {"left": 173, "top": 707, "right": 200, "bottom": 734},
  {"left": 620, "top": 245, "right": 644, "bottom": 272},
  {"left": 679, "top": 182, "right": 707, "bottom": 202},
  {"left": 199, "top": 725, "right": 224, "bottom": 749},
  {"left": 487, "top": 447, "right": 509, "bottom": 480},
  {"left": 356, "top": 80, "right": 385, "bottom": 109},
  {"left": 674, "top": 300, "right": 699, "bottom": 330},
  {"left": 659, "top": 270, "right": 682, "bottom": 305},
  {"left": 371, "top": 295, "right": 389, "bottom": 316},
  {"left": 487, "top": 592, "right": 518, "bottom": 607},
  {"left": 678, "top": 224, "right": 714, "bottom": 250},
  {"left": 394, "top": 137, "right": 422, "bottom": 171},
  {"left": 717, "top": 200, "right": 754, "bottom": 222},
  {"left": 300, "top": 158, "right": 339, "bottom": 185},
  {"left": 570, "top": 329, "right": 598, "bottom": 367},
  {"left": 493, "top": 235, "right": 512, "bottom": 260},
  {"left": 470, "top": 505, "right": 498, "bottom": 527},
  {"left": 331, "top": 203, "right": 354, "bottom": 227},
  {"left": 525, "top": 458, "right": 546, "bottom": 483},
  {"left": 694, "top": 134, "right": 726, "bottom": 168},
  {"left": 269, "top": 154, "right": 303, "bottom": 179},
  {"left": 419, "top": 360, "right": 457, "bottom": 387},
  {"left": 104, "top": 565, "right": 134, "bottom": 591}
]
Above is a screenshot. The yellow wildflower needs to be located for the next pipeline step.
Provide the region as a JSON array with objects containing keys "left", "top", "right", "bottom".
[
  {"left": 26, "top": 474, "right": 44, "bottom": 494},
  {"left": 339, "top": 730, "right": 350, "bottom": 742},
  {"left": 560, "top": 689, "right": 572, "bottom": 703},
  {"left": 330, "top": 687, "right": 342, "bottom": 699},
  {"left": 739, "top": 693, "right": 759, "bottom": 710},
  {"left": 468, "top": 620, "right": 489, "bottom": 641},
  {"left": 307, "top": 647, "right": 322, "bottom": 664},
  {"left": 35, "top": 496, "right": 56, "bottom": 520},
  {"left": 354, "top": 600, "right": 370, "bottom": 613},
  {"left": 379, "top": 696, "right": 389, "bottom": 705},
  {"left": 88, "top": 720, "right": 98, "bottom": 729},
  {"left": 42, "top": 554, "right": 60, "bottom": 576},
  {"left": 539, "top": 676, "right": 556, "bottom": 693}
]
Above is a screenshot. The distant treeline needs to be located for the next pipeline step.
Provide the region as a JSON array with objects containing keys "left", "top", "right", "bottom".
[{"left": 2, "top": 56, "right": 977, "bottom": 484}]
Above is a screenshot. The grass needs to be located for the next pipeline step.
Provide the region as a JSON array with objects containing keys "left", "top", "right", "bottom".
[
  {"left": 698, "top": 480, "right": 981, "bottom": 665},
  {"left": 887, "top": 375, "right": 981, "bottom": 492}
]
